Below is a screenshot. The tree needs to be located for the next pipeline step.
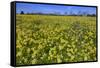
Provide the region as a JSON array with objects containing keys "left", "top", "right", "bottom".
[
  {"left": 20, "top": 11, "right": 24, "bottom": 14},
  {"left": 82, "top": 12, "right": 87, "bottom": 16},
  {"left": 78, "top": 11, "right": 83, "bottom": 16},
  {"left": 65, "top": 12, "right": 68, "bottom": 15},
  {"left": 70, "top": 11, "right": 74, "bottom": 15}
]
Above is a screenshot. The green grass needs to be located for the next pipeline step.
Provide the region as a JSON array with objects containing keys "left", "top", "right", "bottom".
[{"left": 16, "top": 14, "right": 97, "bottom": 65}]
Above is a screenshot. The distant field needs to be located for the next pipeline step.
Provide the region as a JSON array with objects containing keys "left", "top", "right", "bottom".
[{"left": 16, "top": 14, "right": 97, "bottom": 65}]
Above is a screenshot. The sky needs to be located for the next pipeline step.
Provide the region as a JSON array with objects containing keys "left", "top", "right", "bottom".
[{"left": 16, "top": 2, "right": 96, "bottom": 15}]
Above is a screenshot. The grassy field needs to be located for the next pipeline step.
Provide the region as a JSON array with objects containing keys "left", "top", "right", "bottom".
[{"left": 16, "top": 14, "right": 97, "bottom": 65}]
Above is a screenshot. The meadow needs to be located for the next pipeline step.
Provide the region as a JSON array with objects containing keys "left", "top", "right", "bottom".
[{"left": 16, "top": 14, "right": 97, "bottom": 65}]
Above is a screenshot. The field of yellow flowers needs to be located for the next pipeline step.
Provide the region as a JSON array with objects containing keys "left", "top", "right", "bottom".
[{"left": 16, "top": 14, "right": 97, "bottom": 65}]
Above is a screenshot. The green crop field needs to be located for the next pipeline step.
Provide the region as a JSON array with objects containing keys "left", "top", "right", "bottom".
[{"left": 16, "top": 14, "right": 97, "bottom": 65}]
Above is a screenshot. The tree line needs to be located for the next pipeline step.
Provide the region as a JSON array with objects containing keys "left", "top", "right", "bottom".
[{"left": 19, "top": 11, "right": 96, "bottom": 17}]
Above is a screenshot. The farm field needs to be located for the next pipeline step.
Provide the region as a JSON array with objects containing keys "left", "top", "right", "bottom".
[{"left": 16, "top": 14, "right": 97, "bottom": 65}]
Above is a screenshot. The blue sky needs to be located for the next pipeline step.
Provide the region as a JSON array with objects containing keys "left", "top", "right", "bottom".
[{"left": 16, "top": 3, "right": 96, "bottom": 15}]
